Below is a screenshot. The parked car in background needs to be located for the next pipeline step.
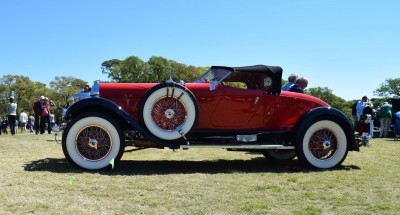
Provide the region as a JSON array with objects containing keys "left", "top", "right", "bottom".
[
  {"left": 61, "top": 65, "right": 359, "bottom": 170},
  {"left": 390, "top": 97, "right": 400, "bottom": 115}
]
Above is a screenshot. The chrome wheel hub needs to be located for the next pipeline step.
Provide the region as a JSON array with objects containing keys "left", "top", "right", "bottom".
[
  {"left": 322, "top": 140, "right": 331, "bottom": 149},
  {"left": 165, "top": 109, "right": 175, "bottom": 119},
  {"left": 88, "top": 138, "right": 98, "bottom": 150}
]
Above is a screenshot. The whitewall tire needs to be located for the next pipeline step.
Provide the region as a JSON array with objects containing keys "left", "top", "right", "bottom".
[
  {"left": 62, "top": 113, "right": 124, "bottom": 170},
  {"left": 296, "top": 119, "right": 348, "bottom": 169},
  {"left": 140, "top": 83, "right": 199, "bottom": 141}
]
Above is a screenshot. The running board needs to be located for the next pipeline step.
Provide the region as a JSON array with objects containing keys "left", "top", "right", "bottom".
[{"left": 181, "top": 144, "right": 295, "bottom": 150}]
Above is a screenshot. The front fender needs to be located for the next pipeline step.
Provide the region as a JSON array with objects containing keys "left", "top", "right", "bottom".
[
  {"left": 64, "top": 97, "right": 179, "bottom": 149},
  {"left": 293, "top": 107, "right": 358, "bottom": 151},
  {"left": 65, "top": 97, "right": 121, "bottom": 121}
]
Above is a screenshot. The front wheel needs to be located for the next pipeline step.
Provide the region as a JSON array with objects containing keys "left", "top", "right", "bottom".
[
  {"left": 296, "top": 119, "right": 348, "bottom": 169},
  {"left": 62, "top": 112, "right": 124, "bottom": 170}
]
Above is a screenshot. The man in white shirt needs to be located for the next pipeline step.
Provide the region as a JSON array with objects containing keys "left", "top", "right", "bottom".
[
  {"left": 355, "top": 96, "right": 368, "bottom": 127},
  {"left": 50, "top": 113, "right": 55, "bottom": 129},
  {"left": 19, "top": 110, "right": 28, "bottom": 133}
]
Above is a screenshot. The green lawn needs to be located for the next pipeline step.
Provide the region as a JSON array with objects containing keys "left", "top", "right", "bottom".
[{"left": 1, "top": 133, "right": 399, "bottom": 214}]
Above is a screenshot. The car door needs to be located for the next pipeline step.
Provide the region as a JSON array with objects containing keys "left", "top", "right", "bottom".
[{"left": 210, "top": 86, "right": 265, "bottom": 129}]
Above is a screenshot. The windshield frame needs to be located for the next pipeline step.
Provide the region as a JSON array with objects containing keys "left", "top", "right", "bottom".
[{"left": 193, "top": 68, "right": 231, "bottom": 84}]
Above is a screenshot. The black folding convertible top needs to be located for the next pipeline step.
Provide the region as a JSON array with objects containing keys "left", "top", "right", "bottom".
[{"left": 210, "top": 65, "right": 283, "bottom": 95}]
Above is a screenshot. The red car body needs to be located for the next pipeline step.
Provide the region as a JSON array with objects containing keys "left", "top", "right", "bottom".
[
  {"left": 100, "top": 83, "right": 328, "bottom": 131},
  {"left": 62, "top": 65, "right": 358, "bottom": 170}
]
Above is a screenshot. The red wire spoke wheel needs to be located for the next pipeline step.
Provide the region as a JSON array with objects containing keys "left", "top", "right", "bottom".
[
  {"left": 75, "top": 125, "right": 112, "bottom": 161},
  {"left": 308, "top": 128, "right": 338, "bottom": 160},
  {"left": 62, "top": 113, "right": 124, "bottom": 170},
  {"left": 151, "top": 97, "right": 187, "bottom": 131},
  {"left": 296, "top": 119, "right": 348, "bottom": 169},
  {"left": 139, "top": 83, "right": 199, "bottom": 141}
]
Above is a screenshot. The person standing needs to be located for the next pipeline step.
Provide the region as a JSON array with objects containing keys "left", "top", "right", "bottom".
[
  {"left": 6, "top": 96, "right": 17, "bottom": 135},
  {"left": 40, "top": 97, "right": 51, "bottom": 134},
  {"left": 14, "top": 120, "right": 18, "bottom": 134},
  {"left": 362, "top": 102, "right": 374, "bottom": 138},
  {"left": 289, "top": 76, "right": 308, "bottom": 93},
  {"left": 356, "top": 96, "right": 368, "bottom": 126},
  {"left": 29, "top": 115, "right": 35, "bottom": 133},
  {"left": 282, "top": 73, "right": 298, "bottom": 91},
  {"left": 50, "top": 113, "right": 55, "bottom": 129},
  {"left": 33, "top": 96, "right": 44, "bottom": 134},
  {"left": 83, "top": 84, "right": 91, "bottom": 92},
  {"left": 1, "top": 118, "right": 7, "bottom": 134},
  {"left": 379, "top": 101, "right": 392, "bottom": 138},
  {"left": 0, "top": 117, "right": 6, "bottom": 135},
  {"left": 19, "top": 110, "right": 28, "bottom": 133}
]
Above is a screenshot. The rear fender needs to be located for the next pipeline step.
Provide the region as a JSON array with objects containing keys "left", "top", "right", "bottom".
[
  {"left": 64, "top": 97, "right": 179, "bottom": 149},
  {"left": 293, "top": 107, "right": 358, "bottom": 151}
]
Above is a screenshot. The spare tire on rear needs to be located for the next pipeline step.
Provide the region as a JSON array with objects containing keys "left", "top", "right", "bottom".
[{"left": 138, "top": 82, "right": 199, "bottom": 142}]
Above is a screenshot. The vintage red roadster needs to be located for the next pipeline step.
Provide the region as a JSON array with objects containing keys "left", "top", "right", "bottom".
[{"left": 62, "top": 65, "right": 359, "bottom": 170}]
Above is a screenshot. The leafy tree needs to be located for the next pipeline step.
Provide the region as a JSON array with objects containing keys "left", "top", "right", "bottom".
[
  {"left": 371, "top": 98, "right": 386, "bottom": 107},
  {"left": 373, "top": 78, "right": 400, "bottom": 98},
  {"left": 0, "top": 83, "right": 9, "bottom": 117},
  {"left": 166, "top": 60, "right": 207, "bottom": 82},
  {"left": 101, "top": 59, "right": 122, "bottom": 81},
  {"left": 49, "top": 76, "right": 88, "bottom": 108},
  {"left": 184, "top": 65, "right": 208, "bottom": 82},
  {"left": 147, "top": 56, "right": 171, "bottom": 82},
  {"left": 49, "top": 76, "right": 88, "bottom": 124},
  {"left": 101, "top": 56, "right": 207, "bottom": 83},
  {"left": 101, "top": 57, "right": 149, "bottom": 83},
  {"left": 169, "top": 60, "right": 189, "bottom": 81},
  {"left": 121, "top": 56, "right": 149, "bottom": 82},
  {"left": 0, "top": 75, "right": 50, "bottom": 117},
  {"left": 306, "top": 87, "right": 352, "bottom": 121}
]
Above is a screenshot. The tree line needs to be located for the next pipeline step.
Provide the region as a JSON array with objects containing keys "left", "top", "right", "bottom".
[
  {"left": 1, "top": 55, "right": 399, "bottom": 125},
  {"left": 0, "top": 75, "right": 88, "bottom": 123},
  {"left": 101, "top": 56, "right": 208, "bottom": 83}
]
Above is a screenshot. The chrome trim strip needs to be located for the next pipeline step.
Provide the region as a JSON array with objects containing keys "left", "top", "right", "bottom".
[{"left": 181, "top": 145, "right": 295, "bottom": 150}]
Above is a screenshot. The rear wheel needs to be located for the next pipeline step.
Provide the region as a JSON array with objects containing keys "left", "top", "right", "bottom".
[
  {"left": 139, "top": 83, "right": 199, "bottom": 141},
  {"left": 296, "top": 119, "right": 348, "bottom": 169},
  {"left": 62, "top": 112, "right": 124, "bottom": 170}
]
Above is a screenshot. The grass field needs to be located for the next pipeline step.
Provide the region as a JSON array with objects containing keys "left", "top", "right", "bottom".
[{"left": 0, "top": 133, "right": 399, "bottom": 214}]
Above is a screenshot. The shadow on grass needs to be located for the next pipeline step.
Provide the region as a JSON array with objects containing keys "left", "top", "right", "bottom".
[
  {"left": 385, "top": 139, "right": 400, "bottom": 142},
  {"left": 24, "top": 157, "right": 360, "bottom": 175}
]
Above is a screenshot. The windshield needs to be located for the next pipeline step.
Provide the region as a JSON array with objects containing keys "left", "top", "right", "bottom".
[{"left": 193, "top": 68, "right": 231, "bottom": 83}]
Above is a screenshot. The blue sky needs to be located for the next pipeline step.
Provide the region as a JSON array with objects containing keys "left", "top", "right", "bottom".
[{"left": 1, "top": 0, "right": 399, "bottom": 101}]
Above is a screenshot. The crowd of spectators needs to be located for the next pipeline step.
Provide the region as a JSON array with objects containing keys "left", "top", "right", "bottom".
[
  {"left": 1, "top": 95, "right": 55, "bottom": 135},
  {"left": 353, "top": 96, "right": 395, "bottom": 138},
  {"left": 282, "top": 73, "right": 397, "bottom": 138}
]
